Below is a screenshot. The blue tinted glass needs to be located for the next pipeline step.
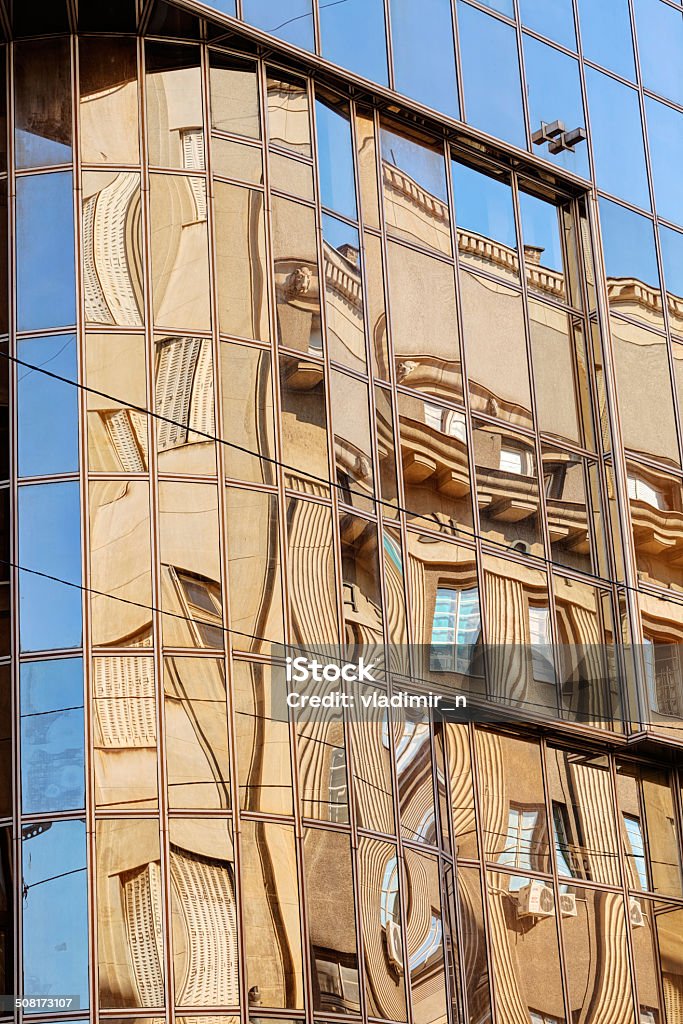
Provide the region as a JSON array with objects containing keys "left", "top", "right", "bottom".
[
  {"left": 390, "top": 0, "right": 459, "bottom": 118},
  {"left": 242, "top": 0, "right": 314, "bottom": 51},
  {"left": 586, "top": 68, "right": 650, "bottom": 209},
  {"left": 519, "top": 191, "right": 562, "bottom": 272},
  {"left": 316, "top": 99, "right": 357, "bottom": 220},
  {"left": 18, "top": 335, "right": 78, "bottom": 478},
  {"left": 19, "top": 481, "right": 82, "bottom": 653},
  {"left": 577, "top": 0, "right": 635, "bottom": 80},
  {"left": 633, "top": 0, "right": 683, "bottom": 106},
  {"left": 520, "top": 0, "right": 576, "bottom": 49},
  {"left": 646, "top": 97, "right": 683, "bottom": 227},
  {"left": 380, "top": 127, "right": 448, "bottom": 202},
  {"left": 458, "top": 3, "right": 525, "bottom": 149},
  {"left": 475, "top": 0, "right": 513, "bottom": 13},
  {"left": 599, "top": 197, "right": 660, "bottom": 290},
  {"left": 320, "top": 0, "right": 388, "bottom": 85},
  {"left": 21, "top": 659, "right": 84, "bottom": 814},
  {"left": 660, "top": 225, "right": 683, "bottom": 298},
  {"left": 199, "top": 0, "right": 235, "bottom": 12},
  {"left": 22, "top": 820, "right": 89, "bottom": 1010},
  {"left": 17, "top": 172, "right": 76, "bottom": 332},
  {"left": 524, "top": 36, "right": 589, "bottom": 178},
  {"left": 453, "top": 161, "right": 517, "bottom": 249},
  {"left": 323, "top": 213, "right": 360, "bottom": 253}
]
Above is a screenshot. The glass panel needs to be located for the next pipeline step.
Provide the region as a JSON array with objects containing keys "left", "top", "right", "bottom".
[
  {"left": 269, "top": 150, "right": 312, "bottom": 198},
  {"left": 322, "top": 216, "right": 365, "bottom": 372},
  {"left": 390, "top": 0, "right": 458, "bottom": 117},
  {"left": 655, "top": 904, "right": 683, "bottom": 1022},
  {"left": 525, "top": 37, "right": 589, "bottom": 178},
  {"left": 0, "top": 669, "right": 10, "bottom": 817},
  {"left": 215, "top": 181, "right": 268, "bottom": 341},
  {"left": 366, "top": 234, "right": 389, "bottom": 379},
  {"left": 164, "top": 655, "right": 230, "bottom": 808},
  {"left": 404, "top": 850, "right": 447, "bottom": 1024},
  {"left": 15, "top": 38, "right": 72, "bottom": 169},
  {"left": 646, "top": 96, "right": 683, "bottom": 228},
  {"left": 17, "top": 172, "right": 76, "bottom": 332},
  {"left": 380, "top": 125, "right": 450, "bottom": 254},
  {"left": 661, "top": 224, "right": 683, "bottom": 338},
  {"left": 85, "top": 333, "right": 148, "bottom": 473},
  {"left": 96, "top": 819, "right": 164, "bottom": 1007},
  {"left": 458, "top": 3, "right": 525, "bottom": 148},
  {"left": 376, "top": 387, "right": 399, "bottom": 515},
  {"left": 221, "top": 340, "right": 275, "bottom": 484},
  {"left": 519, "top": 190, "right": 566, "bottom": 298},
  {"left": 521, "top": 0, "right": 576, "bottom": 46},
  {"left": 529, "top": 302, "right": 591, "bottom": 448},
  {"left": 234, "top": 659, "right": 292, "bottom": 813},
  {"left": 633, "top": 0, "right": 683, "bottom": 106},
  {"left": 457, "top": 867, "right": 492, "bottom": 1024},
  {"left": 453, "top": 160, "right": 517, "bottom": 280},
  {"left": 543, "top": 449, "right": 594, "bottom": 574},
  {"left": 80, "top": 37, "right": 139, "bottom": 164},
  {"left": 209, "top": 53, "right": 260, "bottom": 139},
  {"left": 23, "top": 820, "right": 88, "bottom": 1011},
  {"left": 339, "top": 513, "right": 383, "bottom": 644},
  {"left": 303, "top": 828, "right": 360, "bottom": 1013},
  {"left": 356, "top": 111, "right": 380, "bottom": 229},
  {"left": 93, "top": 656, "right": 158, "bottom": 810},
  {"left": 146, "top": 42, "right": 203, "bottom": 169},
  {"left": 279, "top": 354, "right": 329, "bottom": 491},
  {"left": 154, "top": 335, "right": 216, "bottom": 475},
  {"left": 320, "top": 0, "right": 388, "bottom": 85},
  {"left": 18, "top": 334, "right": 78, "bottom": 477},
  {"left": 352, "top": 706, "right": 396, "bottom": 831},
  {"left": 562, "top": 887, "right": 633, "bottom": 1021},
  {"left": 0, "top": 827, "right": 12, "bottom": 997},
  {"left": 461, "top": 273, "right": 531, "bottom": 427},
  {"left": 357, "top": 839, "right": 406, "bottom": 1018},
  {"left": 396, "top": 712, "right": 436, "bottom": 843},
  {"left": 20, "top": 658, "right": 84, "bottom": 814},
  {"left": 266, "top": 72, "right": 311, "bottom": 157},
  {"left": 241, "top": 821, "right": 304, "bottom": 1008},
  {"left": 90, "top": 481, "right": 153, "bottom": 648},
  {"left": 212, "top": 136, "right": 263, "bottom": 184},
  {"left": 474, "top": 421, "right": 544, "bottom": 556},
  {"left": 627, "top": 461, "right": 683, "bottom": 589},
  {"left": 272, "top": 197, "right": 322, "bottom": 355},
  {"left": 158, "top": 481, "right": 223, "bottom": 648},
  {"left": 19, "top": 481, "right": 82, "bottom": 653},
  {"left": 83, "top": 171, "right": 143, "bottom": 327},
  {"left": 243, "top": 0, "right": 315, "bottom": 51},
  {"left": 442, "top": 723, "right": 477, "bottom": 858},
  {"left": 577, "top": 0, "right": 635, "bottom": 80},
  {"left": 398, "top": 392, "right": 472, "bottom": 534},
  {"left": 316, "top": 95, "right": 357, "bottom": 221},
  {"left": 586, "top": 68, "right": 650, "bottom": 208},
  {"left": 331, "top": 371, "right": 374, "bottom": 509},
  {"left": 616, "top": 761, "right": 681, "bottom": 896},
  {"left": 600, "top": 198, "right": 663, "bottom": 330},
  {"left": 632, "top": 899, "right": 666, "bottom": 1024},
  {"left": 225, "top": 487, "right": 284, "bottom": 648},
  {"left": 150, "top": 174, "right": 211, "bottom": 331},
  {"left": 286, "top": 497, "right": 338, "bottom": 645},
  {"left": 387, "top": 242, "right": 460, "bottom": 400}
]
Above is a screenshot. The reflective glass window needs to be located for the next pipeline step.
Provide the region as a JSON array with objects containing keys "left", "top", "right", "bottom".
[
  {"left": 320, "top": 0, "right": 388, "bottom": 85},
  {"left": 562, "top": 888, "right": 633, "bottom": 1020},
  {"left": 234, "top": 659, "right": 292, "bottom": 813},
  {"left": 356, "top": 111, "right": 380, "bottom": 229},
  {"left": 544, "top": 451, "right": 596, "bottom": 576},
  {"left": 243, "top": 0, "right": 314, "bottom": 51},
  {"left": 0, "top": 827, "right": 11, "bottom": 994},
  {"left": 405, "top": 850, "right": 448, "bottom": 1024},
  {"left": 221, "top": 340, "right": 275, "bottom": 484},
  {"left": 20, "top": 658, "right": 84, "bottom": 814},
  {"left": 266, "top": 72, "right": 311, "bottom": 157},
  {"left": 525, "top": 37, "right": 589, "bottom": 178},
  {"left": 18, "top": 334, "right": 78, "bottom": 478},
  {"left": 269, "top": 149, "right": 311, "bottom": 198},
  {"left": 272, "top": 197, "right": 322, "bottom": 355},
  {"left": 627, "top": 462, "right": 683, "bottom": 589},
  {"left": 316, "top": 95, "right": 357, "bottom": 221},
  {"left": 146, "top": 42, "right": 204, "bottom": 169},
  {"left": 15, "top": 38, "right": 72, "bottom": 169},
  {"left": 279, "top": 355, "right": 329, "bottom": 491},
  {"left": 366, "top": 234, "right": 389, "bottom": 379},
  {"left": 322, "top": 216, "right": 365, "bottom": 372},
  {"left": 376, "top": 387, "right": 399, "bottom": 514},
  {"left": 474, "top": 421, "right": 544, "bottom": 556},
  {"left": 390, "top": 0, "right": 459, "bottom": 118},
  {"left": 155, "top": 335, "right": 216, "bottom": 476},
  {"left": 519, "top": 190, "right": 564, "bottom": 283},
  {"left": 286, "top": 497, "right": 338, "bottom": 644},
  {"left": 453, "top": 160, "right": 517, "bottom": 277},
  {"left": 83, "top": 172, "right": 143, "bottom": 328},
  {"left": 19, "top": 481, "right": 82, "bottom": 652},
  {"left": 212, "top": 136, "right": 263, "bottom": 184},
  {"left": 521, "top": 0, "right": 576, "bottom": 48},
  {"left": 215, "top": 181, "right": 268, "bottom": 341},
  {"left": 226, "top": 487, "right": 284, "bottom": 647},
  {"left": 616, "top": 761, "right": 681, "bottom": 896},
  {"left": 661, "top": 224, "right": 683, "bottom": 337},
  {"left": 600, "top": 198, "right": 663, "bottom": 328},
  {"left": 646, "top": 97, "right": 683, "bottom": 227},
  {"left": 586, "top": 68, "right": 650, "bottom": 208},
  {"left": 80, "top": 38, "right": 139, "bottom": 164},
  {"left": 529, "top": 302, "right": 591, "bottom": 447},
  {"left": 23, "top": 820, "right": 88, "bottom": 1009},
  {"left": 331, "top": 371, "right": 374, "bottom": 509},
  {"left": 85, "top": 333, "right": 148, "bottom": 473},
  {"left": 458, "top": 3, "right": 525, "bottom": 149},
  {"left": 209, "top": 52, "right": 260, "bottom": 139},
  {"left": 380, "top": 125, "right": 450, "bottom": 254},
  {"left": 17, "top": 172, "right": 76, "bottom": 332},
  {"left": 352, "top": 703, "right": 396, "bottom": 831},
  {"left": 442, "top": 723, "right": 477, "bottom": 858},
  {"left": 577, "top": 0, "right": 635, "bottom": 80},
  {"left": 150, "top": 174, "right": 211, "bottom": 331},
  {"left": 357, "top": 839, "right": 406, "bottom": 1018},
  {"left": 633, "top": 0, "right": 683, "bottom": 106},
  {"left": 457, "top": 867, "right": 492, "bottom": 1024},
  {"left": 340, "top": 513, "right": 383, "bottom": 644}
]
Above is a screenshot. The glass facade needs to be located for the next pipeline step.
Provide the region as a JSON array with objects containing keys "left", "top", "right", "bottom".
[{"left": 3, "top": 3, "right": 683, "bottom": 1024}]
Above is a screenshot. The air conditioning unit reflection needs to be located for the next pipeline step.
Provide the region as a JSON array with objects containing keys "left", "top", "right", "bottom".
[
  {"left": 385, "top": 920, "right": 404, "bottom": 974},
  {"left": 517, "top": 880, "right": 555, "bottom": 918},
  {"left": 629, "top": 897, "right": 646, "bottom": 928},
  {"left": 559, "top": 892, "right": 577, "bottom": 918}
]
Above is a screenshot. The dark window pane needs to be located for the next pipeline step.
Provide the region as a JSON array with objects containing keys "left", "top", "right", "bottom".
[
  {"left": 577, "top": 0, "right": 635, "bottom": 80},
  {"left": 17, "top": 172, "right": 76, "bottom": 332},
  {"left": 20, "top": 658, "right": 84, "bottom": 814},
  {"left": 586, "top": 67, "right": 650, "bottom": 208},
  {"left": 390, "top": 0, "right": 459, "bottom": 118},
  {"left": 320, "top": 0, "right": 388, "bottom": 85},
  {"left": 197, "top": 0, "right": 235, "bottom": 14},
  {"left": 525, "top": 36, "right": 589, "bottom": 178},
  {"left": 646, "top": 96, "right": 683, "bottom": 227},
  {"left": 22, "top": 820, "right": 89, "bottom": 1009},
  {"left": 9, "top": 0, "right": 69, "bottom": 35},
  {"left": 242, "top": 0, "right": 314, "bottom": 51},
  {"left": 633, "top": 0, "right": 683, "bottom": 106},
  {"left": 521, "top": 0, "right": 576, "bottom": 48},
  {"left": 78, "top": 0, "right": 137, "bottom": 31},
  {"left": 19, "top": 482, "right": 82, "bottom": 653},
  {"left": 316, "top": 96, "right": 357, "bottom": 221},
  {"left": 458, "top": 2, "right": 525, "bottom": 149},
  {"left": 18, "top": 334, "right": 78, "bottom": 478},
  {"left": 14, "top": 38, "right": 72, "bottom": 169}
]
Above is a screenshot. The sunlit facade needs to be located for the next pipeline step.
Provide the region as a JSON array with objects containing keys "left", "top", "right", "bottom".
[{"left": 4, "top": 2, "right": 683, "bottom": 1024}]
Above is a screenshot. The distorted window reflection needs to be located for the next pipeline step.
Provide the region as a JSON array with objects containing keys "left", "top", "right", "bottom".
[
  {"left": 15, "top": 37, "right": 72, "bottom": 168},
  {"left": 380, "top": 125, "right": 450, "bottom": 254}
]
